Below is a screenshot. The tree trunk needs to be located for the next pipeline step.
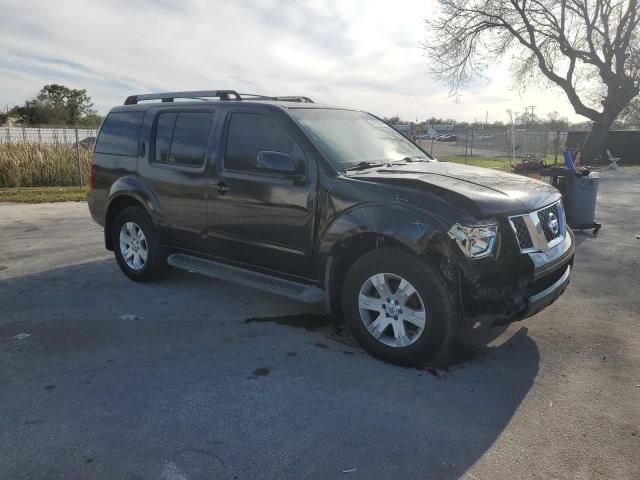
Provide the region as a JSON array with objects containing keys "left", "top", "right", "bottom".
[
  {"left": 580, "top": 118, "right": 613, "bottom": 164},
  {"left": 581, "top": 89, "right": 638, "bottom": 163}
]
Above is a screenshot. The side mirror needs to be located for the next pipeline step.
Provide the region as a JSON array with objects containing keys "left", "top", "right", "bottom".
[
  {"left": 256, "top": 151, "right": 307, "bottom": 184},
  {"left": 256, "top": 151, "right": 296, "bottom": 173}
]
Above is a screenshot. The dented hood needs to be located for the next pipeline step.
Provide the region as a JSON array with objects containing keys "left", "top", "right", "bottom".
[{"left": 350, "top": 161, "right": 561, "bottom": 217}]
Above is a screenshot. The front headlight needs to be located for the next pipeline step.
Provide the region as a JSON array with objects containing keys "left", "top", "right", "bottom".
[{"left": 447, "top": 222, "right": 498, "bottom": 258}]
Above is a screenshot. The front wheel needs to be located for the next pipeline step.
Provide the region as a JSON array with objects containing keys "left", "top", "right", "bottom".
[
  {"left": 341, "top": 248, "right": 458, "bottom": 366},
  {"left": 112, "top": 206, "right": 169, "bottom": 282}
]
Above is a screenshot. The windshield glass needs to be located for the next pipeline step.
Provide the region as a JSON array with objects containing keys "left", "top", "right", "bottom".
[{"left": 289, "top": 109, "right": 429, "bottom": 170}]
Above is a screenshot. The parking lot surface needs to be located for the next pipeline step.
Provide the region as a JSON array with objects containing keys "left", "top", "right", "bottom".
[{"left": 1, "top": 170, "right": 639, "bottom": 480}]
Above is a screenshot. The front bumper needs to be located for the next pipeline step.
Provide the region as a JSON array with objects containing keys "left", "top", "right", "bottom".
[
  {"left": 463, "top": 227, "right": 574, "bottom": 325},
  {"left": 517, "top": 264, "right": 571, "bottom": 320},
  {"left": 494, "top": 230, "right": 574, "bottom": 324}
]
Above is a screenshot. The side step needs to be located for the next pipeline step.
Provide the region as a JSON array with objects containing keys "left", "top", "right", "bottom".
[{"left": 167, "top": 253, "right": 325, "bottom": 304}]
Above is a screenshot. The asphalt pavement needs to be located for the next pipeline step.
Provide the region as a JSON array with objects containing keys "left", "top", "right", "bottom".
[{"left": 1, "top": 170, "right": 639, "bottom": 479}]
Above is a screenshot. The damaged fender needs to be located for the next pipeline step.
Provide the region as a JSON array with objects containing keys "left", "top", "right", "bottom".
[{"left": 316, "top": 201, "right": 456, "bottom": 313}]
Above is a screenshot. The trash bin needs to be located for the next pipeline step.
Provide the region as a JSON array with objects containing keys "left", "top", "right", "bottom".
[{"left": 558, "top": 174, "right": 601, "bottom": 233}]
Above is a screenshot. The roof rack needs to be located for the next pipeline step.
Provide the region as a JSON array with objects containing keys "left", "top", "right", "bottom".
[
  {"left": 124, "top": 90, "right": 315, "bottom": 105},
  {"left": 124, "top": 90, "right": 242, "bottom": 105},
  {"left": 239, "top": 94, "right": 314, "bottom": 103}
]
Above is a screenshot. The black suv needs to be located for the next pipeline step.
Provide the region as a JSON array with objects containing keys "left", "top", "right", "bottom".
[{"left": 88, "top": 90, "right": 574, "bottom": 365}]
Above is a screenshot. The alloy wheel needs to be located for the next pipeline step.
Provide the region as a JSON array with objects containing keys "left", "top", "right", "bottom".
[
  {"left": 119, "top": 222, "right": 148, "bottom": 271},
  {"left": 358, "top": 273, "right": 427, "bottom": 348}
]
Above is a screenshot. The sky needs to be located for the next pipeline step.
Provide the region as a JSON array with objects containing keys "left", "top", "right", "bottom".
[{"left": 0, "top": 0, "right": 585, "bottom": 123}]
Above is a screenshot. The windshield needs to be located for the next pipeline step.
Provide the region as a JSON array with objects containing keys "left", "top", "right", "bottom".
[{"left": 289, "top": 109, "right": 429, "bottom": 170}]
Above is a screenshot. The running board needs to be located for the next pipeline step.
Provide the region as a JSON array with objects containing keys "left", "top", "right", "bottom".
[{"left": 167, "top": 253, "right": 325, "bottom": 304}]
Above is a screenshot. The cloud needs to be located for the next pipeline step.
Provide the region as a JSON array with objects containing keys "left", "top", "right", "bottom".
[{"left": 0, "top": 0, "right": 582, "bottom": 122}]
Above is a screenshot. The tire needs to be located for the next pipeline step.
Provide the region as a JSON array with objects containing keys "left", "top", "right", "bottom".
[
  {"left": 341, "top": 247, "right": 458, "bottom": 366},
  {"left": 111, "top": 206, "right": 169, "bottom": 282}
]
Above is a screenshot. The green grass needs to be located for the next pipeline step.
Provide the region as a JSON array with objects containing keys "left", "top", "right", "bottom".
[
  {"left": 0, "top": 187, "right": 88, "bottom": 203},
  {"left": 439, "top": 155, "right": 566, "bottom": 171}
]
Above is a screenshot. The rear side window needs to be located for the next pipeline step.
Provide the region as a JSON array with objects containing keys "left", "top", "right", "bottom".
[
  {"left": 154, "top": 112, "right": 213, "bottom": 167},
  {"left": 155, "top": 113, "right": 176, "bottom": 163},
  {"left": 95, "top": 112, "right": 144, "bottom": 156},
  {"left": 225, "top": 113, "right": 303, "bottom": 172}
]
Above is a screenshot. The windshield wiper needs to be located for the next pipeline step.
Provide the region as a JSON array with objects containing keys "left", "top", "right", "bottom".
[
  {"left": 344, "top": 161, "right": 386, "bottom": 172},
  {"left": 395, "top": 156, "right": 427, "bottom": 163}
]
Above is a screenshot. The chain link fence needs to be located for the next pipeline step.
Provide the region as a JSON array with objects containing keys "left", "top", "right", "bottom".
[
  {"left": 417, "top": 129, "right": 570, "bottom": 168},
  {"left": 1, "top": 125, "right": 577, "bottom": 187},
  {"left": 0, "top": 127, "right": 98, "bottom": 145},
  {"left": 0, "top": 127, "right": 98, "bottom": 188}
]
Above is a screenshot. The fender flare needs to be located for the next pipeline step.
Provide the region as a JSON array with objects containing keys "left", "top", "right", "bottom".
[
  {"left": 107, "top": 176, "right": 163, "bottom": 219},
  {"left": 104, "top": 176, "right": 164, "bottom": 248}
]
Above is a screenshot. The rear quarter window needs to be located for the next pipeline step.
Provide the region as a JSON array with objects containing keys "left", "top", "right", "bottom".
[{"left": 95, "top": 111, "right": 144, "bottom": 156}]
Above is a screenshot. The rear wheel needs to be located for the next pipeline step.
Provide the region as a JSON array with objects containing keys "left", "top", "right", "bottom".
[
  {"left": 341, "top": 248, "right": 458, "bottom": 366},
  {"left": 112, "top": 206, "right": 169, "bottom": 282}
]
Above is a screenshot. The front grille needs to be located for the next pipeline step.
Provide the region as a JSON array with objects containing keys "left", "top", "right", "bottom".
[
  {"left": 537, "top": 203, "right": 561, "bottom": 242},
  {"left": 509, "top": 200, "right": 565, "bottom": 253},
  {"left": 511, "top": 216, "right": 533, "bottom": 249}
]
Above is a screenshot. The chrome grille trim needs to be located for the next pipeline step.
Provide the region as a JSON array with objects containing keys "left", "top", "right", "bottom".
[{"left": 508, "top": 201, "right": 566, "bottom": 253}]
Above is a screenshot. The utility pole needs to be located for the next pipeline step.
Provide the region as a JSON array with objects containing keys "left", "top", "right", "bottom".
[
  {"left": 507, "top": 109, "right": 516, "bottom": 165},
  {"left": 527, "top": 105, "right": 536, "bottom": 129}
]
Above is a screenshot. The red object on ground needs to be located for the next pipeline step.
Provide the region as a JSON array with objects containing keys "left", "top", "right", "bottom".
[{"left": 513, "top": 159, "right": 545, "bottom": 173}]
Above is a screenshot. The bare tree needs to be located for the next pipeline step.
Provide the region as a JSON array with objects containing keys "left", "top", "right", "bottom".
[
  {"left": 620, "top": 95, "right": 640, "bottom": 125},
  {"left": 424, "top": 0, "right": 640, "bottom": 161}
]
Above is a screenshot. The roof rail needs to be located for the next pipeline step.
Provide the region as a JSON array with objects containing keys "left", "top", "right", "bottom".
[
  {"left": 272, "top": 96, "right": 314, "bottom": 103},
  {"left": 124, "top": 90, "right": 242, "bottom": 105},
  {"left": 240, "top": 93, "right": 314, "bottom": 103}
]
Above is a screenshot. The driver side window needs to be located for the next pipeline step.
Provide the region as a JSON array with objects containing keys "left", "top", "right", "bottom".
[{"left": 224, "top": 113, "right": 304, "bottom": 173}]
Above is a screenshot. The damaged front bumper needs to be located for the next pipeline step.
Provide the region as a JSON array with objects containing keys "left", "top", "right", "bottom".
[
  {"left": 459, "top": 228, "right": 575, "bottom": 326},
  {"left": 519, "top": 264, "right": 571, "bottom": 319}
]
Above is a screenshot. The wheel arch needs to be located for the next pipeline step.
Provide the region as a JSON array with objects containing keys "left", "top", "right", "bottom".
[
  {"left": 319, "top": 204, "right": 452, "bottom": 318},
  {"left": 104, "top": 177, "right": 164, "bottom": 250}
]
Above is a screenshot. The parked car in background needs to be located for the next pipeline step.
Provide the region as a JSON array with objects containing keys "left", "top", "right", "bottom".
[
  {"left": 437, "top": 134, "right": 457, "bottom": 142},
  {"left": 88, "top": 90, "right": 574, "bottom": 366}
]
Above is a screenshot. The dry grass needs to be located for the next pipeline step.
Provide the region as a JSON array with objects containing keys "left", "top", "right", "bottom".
[{"left": 0, "top": 143, "right": 91, "bottom": 188}]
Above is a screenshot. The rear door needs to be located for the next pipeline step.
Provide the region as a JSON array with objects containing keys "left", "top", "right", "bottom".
[
  {"left": 137, "top": 106, "right": 218, "bottom": 252},
  {"left": 206, "top": 107, "right": 317, "bottom": 279}
]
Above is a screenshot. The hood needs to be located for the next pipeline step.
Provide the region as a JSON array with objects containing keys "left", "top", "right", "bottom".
[{"left": 349, "top": 161, "right": 561, "bottom": 217}]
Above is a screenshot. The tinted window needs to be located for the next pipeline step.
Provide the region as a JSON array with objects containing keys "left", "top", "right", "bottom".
[
  {"left": 154, "top": 112, "right": 213, "bottom": 167},
  {"left": 225, "top": 113, "right": 303, "bottom": 172},
  {"left": 155, "top": 113, "right": 176, "bottom": 163},
  {"left": 95, "top": 112, "right": 144, "bottom": 156},
  {"left": 170, "top": 113, "right": 213, "bottom": 166}
]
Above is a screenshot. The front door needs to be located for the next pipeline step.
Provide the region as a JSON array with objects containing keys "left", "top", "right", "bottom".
[{"left": 206, "top": 109, "right": 316, "bottom": 279}]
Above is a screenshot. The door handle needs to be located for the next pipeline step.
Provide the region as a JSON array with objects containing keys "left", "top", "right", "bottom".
[{"left": 214, "top": 182, "right": 231, "bottom": 194}]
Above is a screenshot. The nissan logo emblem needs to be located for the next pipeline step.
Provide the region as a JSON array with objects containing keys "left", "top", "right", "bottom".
[{"left": 548, "top": 211, "right": 559, "bottom": 235}]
